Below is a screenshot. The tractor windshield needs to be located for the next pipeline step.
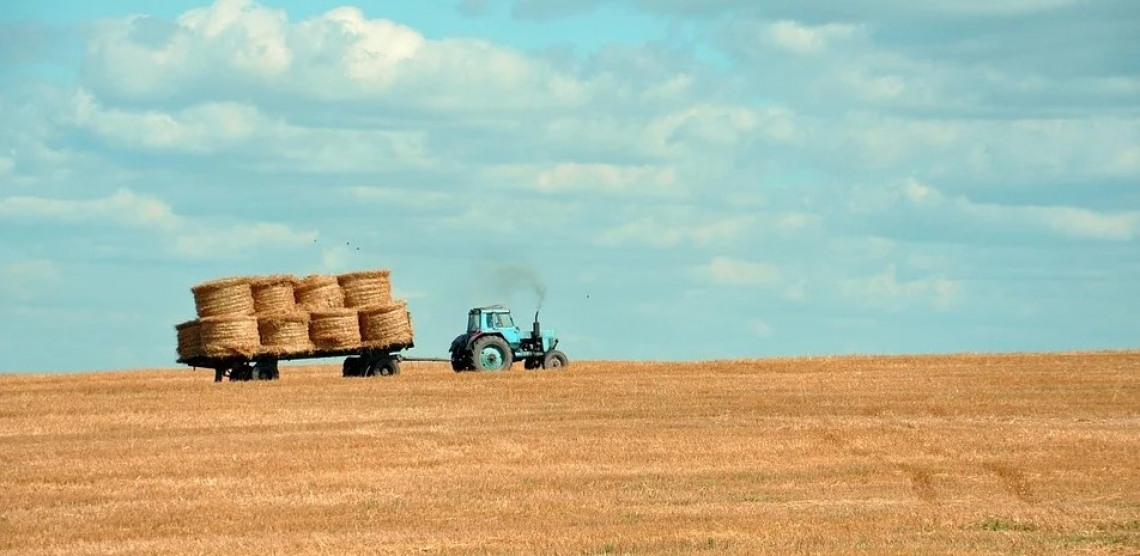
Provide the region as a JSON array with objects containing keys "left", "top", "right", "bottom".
[{"left": 467, "top": 312, "right": 480, "bottom": 332}]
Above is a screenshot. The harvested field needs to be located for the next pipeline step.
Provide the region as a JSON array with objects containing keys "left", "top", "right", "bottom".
[{"left": 1, "top": 352, "right": 1139, "bottom": 555}]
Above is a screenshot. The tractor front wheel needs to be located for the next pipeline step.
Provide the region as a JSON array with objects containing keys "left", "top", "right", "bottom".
[
  {"left": 542, "top": 350, "right": 569, "bottom": 369},
  {"left": 471, "top": 336, "right": 513, "bottom": 371}
]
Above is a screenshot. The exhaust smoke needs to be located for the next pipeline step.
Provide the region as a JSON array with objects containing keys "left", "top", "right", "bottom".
[{"left": 483, "top": 262, "right": 547, "bottom": 311}]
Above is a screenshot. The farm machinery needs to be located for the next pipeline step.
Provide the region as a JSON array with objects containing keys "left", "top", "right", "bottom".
[
  {"left": 448, "top": 305, "right": 569, "bottom": 372},
  {"left": 179, "top": 303, "right": 568, "bottom": 381}
]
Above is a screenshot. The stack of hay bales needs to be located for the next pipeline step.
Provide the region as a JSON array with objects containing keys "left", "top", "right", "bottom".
[
  {"left": 252, "top": 275, "right": 314, "bottom": 357},
  {"left": 186, "top": 276, "right": 261, "bottom": 359},
  {"left": 175, "top": 268, "right": 414, "bottom": 362}
]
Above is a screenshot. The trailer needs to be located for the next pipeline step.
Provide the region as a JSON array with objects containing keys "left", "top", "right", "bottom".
[{"left": 178, "top": 343, "right": 449, "bottom": 382}]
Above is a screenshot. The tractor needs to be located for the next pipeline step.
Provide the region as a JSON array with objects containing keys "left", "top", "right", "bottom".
[{"left": 449, "top": 305, "right": 568, "bottom": 372}]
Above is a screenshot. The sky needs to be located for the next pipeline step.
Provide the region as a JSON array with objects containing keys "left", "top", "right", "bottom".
[{"left": 0, "top": 0, "right": 1137, "bottom": 373}]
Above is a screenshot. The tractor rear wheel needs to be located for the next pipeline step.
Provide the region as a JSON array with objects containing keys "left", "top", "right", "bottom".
[
  {"left": 542, "top": 350, "right": 568, "bottom": 369},
  {"left": 451, "top": 352, "right": 473, "bottom": 372},
  {"left": 471, "top": 336, "right": 513, "bottom": 371}
]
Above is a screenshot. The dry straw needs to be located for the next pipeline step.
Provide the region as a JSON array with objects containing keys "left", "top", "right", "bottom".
[
  {"left": 295, "top": 274, "right": 345, "bottom": 311},
  {"left": 251, "top": 274, "right": 298, "bottom": 314},
  {"left": 175, "top": 319, "right": 202, "bottom": 360},
  {"left": 258, "top": 312, "right": 314, "bottom": 356},
  {"left": 337, "top": 269, "right": 392, "bottom": 308},
  {"left": 191, "top": 276, "right": 255, "bottom": 318},
  {"left": 199, "top": 316, "right": 261, "bottom": 358},
  {"left": 309, "top": 309, "right": 361, "bottom": 350},
  {"left": 359, "top": 300, "right": 413, "bottom": 348}
]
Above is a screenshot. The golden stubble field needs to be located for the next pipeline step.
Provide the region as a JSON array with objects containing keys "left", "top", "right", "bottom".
[{"left": 1, "top": 352, "right": 1138, "bottom": 556}]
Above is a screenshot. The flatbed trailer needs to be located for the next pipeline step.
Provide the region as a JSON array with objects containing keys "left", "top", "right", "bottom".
[{"left": 178, "top": 342, "right": 450, "bottom": 382}]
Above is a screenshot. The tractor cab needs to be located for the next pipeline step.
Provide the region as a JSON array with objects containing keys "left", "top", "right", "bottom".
[
  {"left": 467, "top": 305, "right": 522, "bottom": 343},
  {"left": 450, "top": 304, "right": 567, "bottom": 372}
]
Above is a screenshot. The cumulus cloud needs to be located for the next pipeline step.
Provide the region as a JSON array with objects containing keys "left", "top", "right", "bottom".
[
  {"left": 0, "top": 188, "right": 182, "bottom": 231},
  {"left": 696, "top": 256, "right": 783, "bottom": 288},
  {"left": 81, "top": 0, "right": 594, "bottom": 115},
  {"left": 894, "top": 178, "right": 1140, "bottom": 243},
  {"left": 173, "top": 222, "right": 318, "bottom": 259},
  {"left": 840, "top": 265, "right": 961, "bottom": 312},
  {"left": 596, "top": 214, "right": 757, "bottom": 248},
  {"left": 0, "top": 188, "right": 317, "bottom": 259},
  {"left": 0, "top": 259, "right": 60, "bottom": 300}
]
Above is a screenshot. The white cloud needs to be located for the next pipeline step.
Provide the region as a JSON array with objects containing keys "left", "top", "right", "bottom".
[
  {"left": 1109, "top": 146, "right": 1140, "bottom": 175},
  {"left": 898, "top": 178, "right": 1140, "bottom": 242},
  {"left": 840, "top": 265, "right": 961, "bottom": 311},
  {"left": 319, "top": 244, "right": 350, "bottom": 272},
  {"left": 82, "top": 0, "right": 595, "bottom": 114},
  {"left": 697, "top": 256, "right": 783, "bottom": 288},
  {"left": 748, "top": 319, "right": 774, "bottom": 338},
  {"left": 348, "top": 186, "right": 450, "bottom": 208},
  {"left": 173, "top": 222, "right": 318, "bottom": 259},
  {"left": 69, "top": 91, "right": 438, "bottom": 171},
  {"left": 392, "top": 286, "right": 427, "bottom": 300},
  {"left": 72, "top": 90, "right": 262, "bottom": 153},
  {"left": 0, "top": 187, "right": 182, "bottom": 231},
  {"left": 764, "top": 20, "right": 860, "bottom": 55},
  {"left": 1, "top": 259, "right": 59, "bottom": 300},
  {"left": 0, "top": 188, "right": 317, "bottom": 259},
  {"left": 533, "top": 163, "right": 679, "bottom": 196},
  {"left": 595, "top": 214, "right": 757, "bottom": 248}
]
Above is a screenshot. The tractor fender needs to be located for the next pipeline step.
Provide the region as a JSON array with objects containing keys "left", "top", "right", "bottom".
[{"left": 463, "top": 331, "right": 503, "bottom": 351}]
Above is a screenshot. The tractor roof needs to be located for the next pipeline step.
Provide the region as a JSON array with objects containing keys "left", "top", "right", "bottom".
[{"left": 471, "top": 304, "right": 510, "bottom": 312}]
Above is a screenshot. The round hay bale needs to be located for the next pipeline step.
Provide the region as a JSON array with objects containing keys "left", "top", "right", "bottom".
[
  {"left": 176, "top": 319, "right": 202, "bottom": 360},
  {"left": 309, "top": 308, "right": 361, "bottom": 350},
  {"left": 199, "top": 316, "right": 261, "bottom": 358},
  {"left": 258, "top": 311, "right": 313, "bottom": 356},
  {"left": 337, "top": 269, "right": 392, "bottom": 308},
  {"left": 251, "top": 274, "right": 298, "bottom": 314},
  {"left": 191, "top": 276, "right": 255, "bottom": 318},
  {"left": 295, "top": 274, "right": 344, "bottom": 311},
  {"left": 358, "top": 300, "right": 413, "bottom": 348}
]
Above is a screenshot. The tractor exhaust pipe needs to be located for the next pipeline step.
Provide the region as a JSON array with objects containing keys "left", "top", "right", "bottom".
[{"left": 532, "top": 310, "right": 541, "bottom": 340}]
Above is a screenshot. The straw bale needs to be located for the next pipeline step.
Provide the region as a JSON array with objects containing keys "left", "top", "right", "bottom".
[
  {"left": 337, "top": 269, "right": 392, "bottom": 308},
  {"left": 359, "top": 300, "right": 413, "bottom": 349},
  {"left": 309, "top": 309, "right": 361, "bottom": 350},
  {"left": 199, "top": 316, "right": 261, "bottom": 358},
  {"left": 258, "top": 311, "right": 314, "bottom": 356},
  {"left": 175, "top": 319, "right": 202, "bottom": 360},
  {"left": 191, "top": 276, "right": 255, "bottom": 318},
  {"left": 251, "top": 274, "right": 298, "bottom": 314},
  {"left": 295, "top": 274, "right": 345, "bottom": 311}
]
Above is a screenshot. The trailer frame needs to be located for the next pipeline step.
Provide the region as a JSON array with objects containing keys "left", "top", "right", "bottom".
[{"left": 178, "top": 342, "right": 450, "bottom": 382}]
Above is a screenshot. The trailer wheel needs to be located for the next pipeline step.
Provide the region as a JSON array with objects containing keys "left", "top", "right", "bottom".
[
  {"left": 365, "top": 358, "right": 400, "bottom": 377},
  {"left": 542, "top": 350, "right": 568, "bottom": 369},
  {"left": 229, "top": 363, "right": 254, "bottom": 381},
  {"left": 255, "top": 360, "right": 279, "bottom": 381},
  {"left": 343, "top": 357, "right": 365, "bottom": 378}
]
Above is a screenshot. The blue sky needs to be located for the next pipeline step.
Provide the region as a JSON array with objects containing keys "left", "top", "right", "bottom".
[{"left": 1, "top": 0, "right": 1137, "bottom": 373}]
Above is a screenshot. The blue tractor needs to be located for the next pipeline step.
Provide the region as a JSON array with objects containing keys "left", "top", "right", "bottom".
[{"left": 449, "top": 305, "right": 569, "bottom": 372}]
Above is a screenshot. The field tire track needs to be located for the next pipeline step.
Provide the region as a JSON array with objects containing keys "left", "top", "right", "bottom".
[{"left": 983, "top": 462, "right": 1035, "bottom": 503}]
